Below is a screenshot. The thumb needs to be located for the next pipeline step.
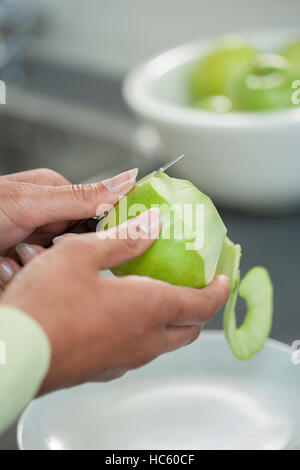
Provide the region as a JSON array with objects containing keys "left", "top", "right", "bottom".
[
  {"left": 53, "top": 208, "right": 162, "bottom": 271},
  {"left": 21, "top": 169, "right": 138, "bottom": 228}
]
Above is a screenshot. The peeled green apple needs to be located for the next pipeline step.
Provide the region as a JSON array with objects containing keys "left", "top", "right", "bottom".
[
  {"left": 229, "top": 54, "right": 296, "bottom": 111},
  {"left": 104, "top": 172, "right": 226, "bottom": 288},
  {"left": 190, "top": 35, "right": 257, "bottom": 99},
  {"left": 102, "top": 172, "right": 273, "bottom": 360}
]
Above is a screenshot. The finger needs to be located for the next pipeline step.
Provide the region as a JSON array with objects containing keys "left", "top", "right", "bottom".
[
  {"left": 52, "top": 233, "right": 77, "bottom": 244},
  {"left": 119, "top": 274, "right": 230, "bottom": 327},
  {"left": 15, "top": 168, "right": 138, "bottom": 229},
  {"left": 0, "top": 168, "right": 69, "bottom": 186},
  {"left": 42, "top": 215, "right": 105, "bottom": 243},
  {"left": 169, "top": 275, "right": 230, "bottom": 325},
  {"left": 23, "top": 219, "right": 89, "bottom": 247},
  {"left": 22, "top": 232, "right": 63, "bottom": 248},
  {"left": 91, "top": 369, "right": 127, "bottom": 382},
  {"left": 38, "top": 221, "right": 78, "bottom": 235},
  {"left": 23, "top": 230, "right": 78, "bottom": 248},
  {"left": 15, "top": 243, "right": 45, "bottom": 264},
  {"left": 54, "top": 208, "right": 162, "bottom": 271},
  {"left": 0, "top": 257, "right": 21, "bottom": 286},
  {"left": 165, "top": 325, "right": 202, "bottom": 352},
  {"left": 0, "top": 169, "right": 74, "bottom": 243}
]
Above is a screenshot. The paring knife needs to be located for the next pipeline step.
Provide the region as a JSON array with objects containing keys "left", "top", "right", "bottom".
[
  {"left": 154, "top": 154, "right": 185, "bottom": 177},
  {"left": 67, "top": 154, "right": 185, "bottom": 234}
]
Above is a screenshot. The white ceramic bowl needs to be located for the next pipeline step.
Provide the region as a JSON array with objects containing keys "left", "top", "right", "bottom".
[
  {"left": 18, "top": 331, "right": 300, "bottom": 450},
  {"left": 123, "top": 31, "right": 300, "bottom": 212}
]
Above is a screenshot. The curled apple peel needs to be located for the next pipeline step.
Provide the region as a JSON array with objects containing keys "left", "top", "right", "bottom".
[
  {"left": 224, "top": 267, "right": 273, "bottom": 360},
  {"left": 216, "top": 239, "right": 273, "bottom": 359},
  {"left": 102, "top": 173, "right": 273, "bottom": 360}
]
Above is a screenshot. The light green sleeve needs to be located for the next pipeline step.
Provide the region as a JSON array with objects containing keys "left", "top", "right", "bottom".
[{"left": 0, "top": 306, "right": 51, "bottom": 434}]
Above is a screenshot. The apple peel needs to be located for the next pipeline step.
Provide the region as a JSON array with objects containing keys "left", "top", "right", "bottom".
[
  {"left": 216, "top": 238, "right": 273, "bottom": 360},
  {"left": 223, "top": 266, "right": 273, "bottom": 361}
]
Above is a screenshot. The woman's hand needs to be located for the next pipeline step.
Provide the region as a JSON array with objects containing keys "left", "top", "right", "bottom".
[
  {"left": 0, "top": 209, "right": 229, "bottom": 393},
  {"left": 0, "top": 167, "right": 137, "bottom": 288}
]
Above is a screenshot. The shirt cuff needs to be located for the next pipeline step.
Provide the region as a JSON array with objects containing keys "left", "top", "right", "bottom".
[{"left": 0, "top": 305, "right": 51, "bottom": 434}]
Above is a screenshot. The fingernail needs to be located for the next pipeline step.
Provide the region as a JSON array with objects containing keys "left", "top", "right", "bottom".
[
  {"left": 214, "top": 274, "right": 230, "bottom": 293},
  {"left": 102, "top": 168, "right": 138, "bottom": 193},
  {"left": 15, "top": 243, "right": 38, "bottom": 263},
  {"left": 52, "top": 233, "right": 76, "bottom": 245},
  {"left": 215, "top": 274, "right": 229, "bottom": 284},
  {"left": 52, "top": 236, "right": 63, "bottom": 245},
  {"left": 132, "top": 208, "right": 162, "bottom": 238},
  {"left": 0, "top": 257, "right": 14, "bottom": 283}
]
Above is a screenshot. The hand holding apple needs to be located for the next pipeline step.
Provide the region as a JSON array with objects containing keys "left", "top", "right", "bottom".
[
  {"left": 0, "top": 208, "right": 229, "bottom": 394},
  {"left": 0, "top": 167, "right": 137, "bottom": 289}
]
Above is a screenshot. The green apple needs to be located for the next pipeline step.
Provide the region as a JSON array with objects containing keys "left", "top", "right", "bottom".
[
  {"left": 280, "top": 38, "right": 300, "bottom": 74},
  {"left": 193, "top": 95, "right": 233, "bottom": 113},
  {"left": 229, "top": 54, "right": 296, "bottom": 110},
  {"left": 190, "top": 35, "right": 257, "bottom": 99},
  {"left": 103, "top": 172, "right": 227, "bottom": 288},
  {"left": 101, "top": 172, "right": 273, "bottom": 360}
]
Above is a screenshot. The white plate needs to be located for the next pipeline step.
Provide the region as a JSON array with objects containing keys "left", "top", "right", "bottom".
[{"left": 18, "top": 331, "right": 300, "bottom": 450}]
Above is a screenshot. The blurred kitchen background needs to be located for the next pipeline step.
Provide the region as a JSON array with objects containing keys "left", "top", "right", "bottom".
[
  {"left": 0, "top": 0, "right": 300, "bottom": 449},
  {"left": 2, "top": 0, "right": 300, "bottom": 180}
]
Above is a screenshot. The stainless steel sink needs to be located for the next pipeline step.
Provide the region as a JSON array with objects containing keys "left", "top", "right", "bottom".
[
  {"left": 0, "top": 59, "right": 163, "bottom": 182},
  {"left": 0, "top": 112, "right": 157, "bottom": 182}
]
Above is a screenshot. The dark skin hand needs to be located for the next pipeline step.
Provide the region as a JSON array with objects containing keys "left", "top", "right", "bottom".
[
  {"left": 1, "top": 209, "right": 229, "bottom": 393},
  {"left": 0, "top": 169, "right": 229, "bottom": 394},
  {"left": 0, "top": 167, "right": 137, "bottom": 290}
]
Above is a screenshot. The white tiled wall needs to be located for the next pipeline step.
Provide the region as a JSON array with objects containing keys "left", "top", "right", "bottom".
[{"left": 19, "top": 0, "right": 300, "bottom": 75}]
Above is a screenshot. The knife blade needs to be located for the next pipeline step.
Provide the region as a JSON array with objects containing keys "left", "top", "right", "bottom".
[
  {"left": 154, "top": 154, "right": 185, "bottom": 177},
  {"left": 62, "top": 154, "right": 185, "bottom": 235}
]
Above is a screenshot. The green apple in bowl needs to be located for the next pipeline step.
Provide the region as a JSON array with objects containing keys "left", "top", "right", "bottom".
[
  {"left": 229, "top": 54, "right": 297, "bottom": 111},
  {"left": 189, "top": 35, "right": 257, "bottom": 99},
  {"left": 193, "top": 95, "right": 233, "bottom": 113},
  {"left": 101, "top": 172, "right": 273, "bottom": 360},
  {"left": 280, "top": 38, "right": 300, "bottom": 74}
]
